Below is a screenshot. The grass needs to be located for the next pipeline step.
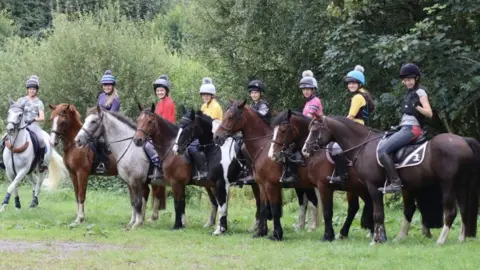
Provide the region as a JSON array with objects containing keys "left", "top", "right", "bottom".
[{"left": 0, "top": 185, "right": 479, "bottom": 269}]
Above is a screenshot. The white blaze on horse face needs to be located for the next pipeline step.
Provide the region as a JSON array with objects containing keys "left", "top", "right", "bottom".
[
  {"left": 302, "top": 131, "right": 313, "bottom": 157},
  {"left": 50, "top": 116, "right": 58, "bottom": 145},
  {"left": 172, "top": 128, "right": 183, "bottom": 153},
  {"left": 268, "top": 126, "right": 279, "bottom": 159}
]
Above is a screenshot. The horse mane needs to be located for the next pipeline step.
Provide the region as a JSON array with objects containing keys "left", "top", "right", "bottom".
[
  {"left": 145, "top": 108, "right": 179, "bottom": 135},
  {"left": 51, "top": 103, "right": 81, "bottom": 120},
  {"left": 195, "top": 110, "right": 213, "bottom": 129},
  {"left": 271, "top": 109, "right": 309, "bottom": 127},
  {"left": 329, "top": 116, "right": 383, "bottom": 134},
  {"left": 87, "top": 107, "right": 136, "bottom": 130}
]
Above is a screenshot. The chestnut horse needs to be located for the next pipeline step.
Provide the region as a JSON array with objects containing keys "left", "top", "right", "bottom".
[
  {"left": 214, "top": 100, "right": 318, "bottom": 240},
  {"left": 302, "top": 115, "right": 479, "bottom": 245},
  {"left": 269, "top": 109, "right": 373, "bottom": 241},
  {"left": 49, "top": 103, "right": 166, "bottom": 224}
]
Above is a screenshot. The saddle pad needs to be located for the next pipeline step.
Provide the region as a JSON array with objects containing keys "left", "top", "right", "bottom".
[{"left": 376, "top": 141, "right": 428, "bottom": 169}]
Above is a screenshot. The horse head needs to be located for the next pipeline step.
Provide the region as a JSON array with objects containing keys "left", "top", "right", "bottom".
[
  {"left": 74, "top": 104, "right": 104, "bottom": 148},
  {"left": 6, "top": 99, "right": 26, "bottom": 135},
  {"left": 173, "top": 107, "right": 198, "bottom": 155},
  {"left": 214, "top": 99, "right": 247, "bottom": 146},
  {"left": 133, "top": 103, "right": 157, "bottom": 147},
  {"left": 49, "top": 103, "right": 80, "bottom": 146},
  {"left": 269, "top": 109, "right": 305, "bottom": 162},
  {"left": 302, "top": 114, "right": 332, "bottom": 157}
]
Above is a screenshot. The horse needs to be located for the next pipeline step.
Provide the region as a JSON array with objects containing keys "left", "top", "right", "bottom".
[
  {"left": 0, "top": 99, "right": 66, "bottom": 212},
  {"left": 213, "top": 99, "right": 320, "bottom": 241},
  {"left": 49, "top": 103, "right": 166, "bottom": 224},
  {"left": 302, "top": 114, "right": 480, "bottom": 245},
  {"left": 269, "top": 109, "right": 373, "bottom": 241},
  {"left": 134, "top": 104, "right": 245, "bottom": 234},
  {"left": 173, "top": 108, "right": 320, "bottom": 234},
  {"left": 74, "top": 105, "right": 152, "bottom": 229}
]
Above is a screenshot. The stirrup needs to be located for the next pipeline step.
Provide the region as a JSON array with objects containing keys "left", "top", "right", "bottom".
[
  {"left": 378, "top": 183, "right": 402, "bottom": 194},
  {"left": 327, "top": 175, "right": 345, "bottom": 184}
]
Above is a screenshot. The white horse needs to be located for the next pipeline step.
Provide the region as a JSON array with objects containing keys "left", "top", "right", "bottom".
[
  {"left": 74, "top": 105, "right": 150, "bottom": 229},
  {"left": 0, "top": 100, "right": 66, "bottom": 212}
]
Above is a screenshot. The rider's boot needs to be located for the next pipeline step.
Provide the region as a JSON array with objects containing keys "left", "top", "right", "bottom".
[{"left": 378, "top": 154, "right": 402, "bottom": 193}]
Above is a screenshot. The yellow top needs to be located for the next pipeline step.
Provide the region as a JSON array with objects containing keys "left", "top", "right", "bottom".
[
  {"left": 201, "top": 98, "right": 223, "bottom": 120},
  {"left": 348, "top": 88, "right": 367, "bottom": 125}
]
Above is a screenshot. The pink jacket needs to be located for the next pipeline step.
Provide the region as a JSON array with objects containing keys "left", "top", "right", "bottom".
[{"left": 303, "top": 96, "right": 323, "bottom": 118}]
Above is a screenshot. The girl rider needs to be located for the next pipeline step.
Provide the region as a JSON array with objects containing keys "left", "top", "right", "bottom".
[
  {"left": 378, "top": 63, "right": 433, "bottom": 193},
  {"left": 328, "top": 65, "right": 374, "bottom": 184},
  {"left": 187, "top": 77, "right": 223, "bottom": 181},
  {"left": 281, "top": 70, "right": 323, "bottom": 183}
]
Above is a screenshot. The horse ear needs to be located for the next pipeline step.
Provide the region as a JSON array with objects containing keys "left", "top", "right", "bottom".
[
  {"left": 287, "top": 109, "right": 292, "bottom": 120},
  {"left": 96, "top": 104, "right": 101, "bottom": 113},
  {"left": 228, "top": 98, "right": 234, "bottom": 105},
  {"left": 48, "top": 104, "right": 56, "bottom": 110},
  {"left": 9, "top": 99, "right": 15, "bottom": 106},
  {"left": 151, "top": 103, "right": 155, "bottom": 112},
  {"left": 137, "top": 102, "right": 144, "bottom": 112},
  {"left": 238, "top": 99, "right": 247, "bottom": 108},
  {"left": 180, "top": 104, "right": 186, "bottom": 115},
  {"left": 65, "top": 104, "right": 70, "bottom": 111}
]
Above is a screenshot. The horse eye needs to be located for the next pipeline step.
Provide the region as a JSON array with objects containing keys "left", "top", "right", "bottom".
[{"left": 91, "top": 120, "right": 97, "bottom": 124}]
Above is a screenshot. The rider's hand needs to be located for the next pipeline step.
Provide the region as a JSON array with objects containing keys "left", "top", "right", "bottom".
[{"left": 25, "top": 119, "right": 35, "bottom": 125}]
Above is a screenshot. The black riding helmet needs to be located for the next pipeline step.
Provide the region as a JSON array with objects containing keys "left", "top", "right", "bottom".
[
  {"left": 399, "top": 63, "right": 421, "bottom": 79},
  {"left": 247, "top": 79, "right": 266, "bottom": 93}
]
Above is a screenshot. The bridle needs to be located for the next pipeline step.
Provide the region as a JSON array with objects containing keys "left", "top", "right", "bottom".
[{"left": 50, "top": 111, "right": 68, "bottom": 142}]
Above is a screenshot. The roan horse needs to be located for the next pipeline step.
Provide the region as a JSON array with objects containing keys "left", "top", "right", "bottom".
[
  {"left": 214, "top": 100, "right": 320, "bottom": 240},
  {"left": 173, "top": 108, "right": 320, "bottom": 233},
  {"left": 302, "top": 115, "right": 480, "bottom": 245},
  {"left": 1, "top": 99, "right": 66, "bottom": 212},
  {"left": 74, "top": 105, "right": 152, "bottom": 229},
  {"left": 49, "top": 103, "right": 166, "bottom": 224},
  {"left": 269, "top": 109, "right": 373, "bottom": 240}
]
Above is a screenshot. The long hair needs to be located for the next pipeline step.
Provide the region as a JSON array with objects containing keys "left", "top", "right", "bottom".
[{"left": 104, "top": 88, "right": 119, "bottom": 107}]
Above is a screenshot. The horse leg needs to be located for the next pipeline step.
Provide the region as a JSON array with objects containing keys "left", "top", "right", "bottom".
[
  {"left": 131, "top": 183, "right": 145, "bottom": 229},
  {"left": 367, "top": 184, "right": 387, "bottom": 245},
  {"left": 171, "top": 182, "right": 186, "bottom": 230},
  {"left": 294, "top": 189, "right": 307, "bottom": 231},
  {"left": 213, "top": 177, "right": 229, "bottom": 235},
  {"left": 126, "top": 185, "right": 136, "bottom": 228},
  {"left": 68, "top": 172, "right": 80, "bottom": 223},
  {"left": 204, "top": 187, "right": 217, "bottom": 228},
  {"left": 266, "top": 183, "right": 283, "bottom": 241},
  {"left": 456, "top": 188, "right": 468, "bottom": 243},
  {"left": 338, "top": 192, "right": 360, "bottom": 239},
  {"left": 13, "top": 186, "right": 20, "bottom": 210},
  {"left": 30, "top": 173, "right": 43, "bottom": 208},
  {"left": 318, "top": 183, "right": 335, "bottom": 241},
  {"left": 253, "top": 183, "right": 268, "bottom": 238},
  {"left": 395, "top": 190, "right": 416, "bottom": 241},
  {"left": 249, "top": 183, "right": 261, "bottom": 233},
  {"left": 304, "top": 188, "right": 320, "bottom": 232},
  {"left": 149, "top": 185, "right": 159, "bottom": 222},
  {"left": 76, "top": 171, "right": 89, "bottom": 223},
  {"left": 1, "top": 169, "right": 28, "bottom": 212},
  {"left": 437, "top": 191, "right": 457, "bottom": 245},
  {"left": 359, "top": 193, "right": 374, "bottom": 238}
]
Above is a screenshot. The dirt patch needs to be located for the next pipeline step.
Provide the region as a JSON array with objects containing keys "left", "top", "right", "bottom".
[{"left": 0, "top": 240, "right": 130, "bottom": 253}]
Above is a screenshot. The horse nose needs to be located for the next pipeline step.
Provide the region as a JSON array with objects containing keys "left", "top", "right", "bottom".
[
  {"left": 302, "top": 147, "right": 310, "bottom": 157},
  {"left": 133, "top": 137, "right": 143, "bottom": 147}
]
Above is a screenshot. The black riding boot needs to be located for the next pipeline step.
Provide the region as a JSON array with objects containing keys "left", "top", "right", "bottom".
[
  {"left": 192, "top": 151, "right": 208, "bottom": 181},
  {"left": 327, "top": 153, "right": 349, "bottom": 184},
  {"left": 238, "top": 164, "right": 254, "bottom": 183},
  {"left": 149, "top": 157, "right": 164, "bottom": 186},
  {"left": 95, "top": 142, "right": 109, "bottom": 174},
  {"left": 378, "top": 154, "right": 402, "bottom": 193},
  {"left": 280, "top": 151, "right": 304, "bottom": 183},
  {"left": 38, "top": 147, "right": 48, "bottom": 173}
]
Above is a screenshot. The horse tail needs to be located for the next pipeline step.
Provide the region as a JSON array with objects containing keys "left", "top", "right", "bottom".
[
  {"left": 463, "top": 137, "right": 480, "bottom": 237},
  {"left": 415, "top": 185, "right": 444, "bottom": 229},
  {"left": 44, "top": 146, "right": 68, "bottom": 191}
]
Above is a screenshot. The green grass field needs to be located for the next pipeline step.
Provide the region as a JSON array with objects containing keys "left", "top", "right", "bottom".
[{"left": 0, "top": 185, "right": 479, "bottom": 269}]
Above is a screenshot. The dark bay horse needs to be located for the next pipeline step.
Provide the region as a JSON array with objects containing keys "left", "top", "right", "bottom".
[
  {"left": 174, "top": 108, "right": 320, "bottom": 234},
  {"left": 302, "top": 115, "right": 480, "bottom": 245},
  {"left": 269, "top": 109, "right": 373, "bottom": 241},
  {"left": 214, "top": 100, "right": 319, "bottom": 241},
  {"left": 133, "top": 104, "right": 238, "bottom": 234},
  {"left": 50, "top": 104, "right": 165, "bottom": 224}
]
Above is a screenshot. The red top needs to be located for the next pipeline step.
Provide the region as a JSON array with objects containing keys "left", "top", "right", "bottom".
[{"left": 155, "top": 96, "right": 176, "bottom": 123}]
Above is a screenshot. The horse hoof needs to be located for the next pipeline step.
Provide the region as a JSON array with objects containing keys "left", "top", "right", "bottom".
[
  {"left": 336, "top": 234, "right": 347, "bottom": 240},
  {"left": 75, "top": 217, "right": 85, "bottom": 224},
  {"left": 172, "top": 225, "right": 184, "bottom": 230},
  {"left": 369, "top": 240, "right": 377, "bottom": 246},
  {"left": 0, "top": 205, "right": 7, "bottom": 213},
  {"left": 424, "top": 232, "right": 432, "bottom": 239},
  {"left": 212, "top": 227, "right": 225, "bottom": 236},
  {"left": 252, "top": 231, "right": 267, "bottom": 238},
  {"left": 366, "top": 231, "right": 373, "bottom": 238},
  {"left": 203, "top": 222, "right": 214, "bottom": 228},
  {"left": 268, "top": 234, "right": 283, "bottom": 241}
]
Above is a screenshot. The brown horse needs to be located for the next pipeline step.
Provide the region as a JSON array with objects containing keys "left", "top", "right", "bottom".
[
  {"left": 49, "top": 103, "right": 166, "bottom": 224},
  {"left": 214, "top": 100, "right": 318, "bottom": 240},
  {"left": 133, "top": 104, "right": 250, "bottom": 234},
  {"left": 269, "top": 109, "right": 373, "bottom": 241},
  {"left": 302, "top": 115, "right": 480, "bottom": 245}
]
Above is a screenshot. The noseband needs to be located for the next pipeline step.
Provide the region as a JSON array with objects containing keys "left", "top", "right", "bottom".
[
  {"left": 50, "top": 111, "right": 68, "bottom": 141},
  {"left": 82, "top": 112, "right": 104, "bottom": 143}
]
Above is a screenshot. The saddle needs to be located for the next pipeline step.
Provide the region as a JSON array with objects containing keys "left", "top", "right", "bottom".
[{"left": 377, "top": 127, "right": 429, "bottom": 169}]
